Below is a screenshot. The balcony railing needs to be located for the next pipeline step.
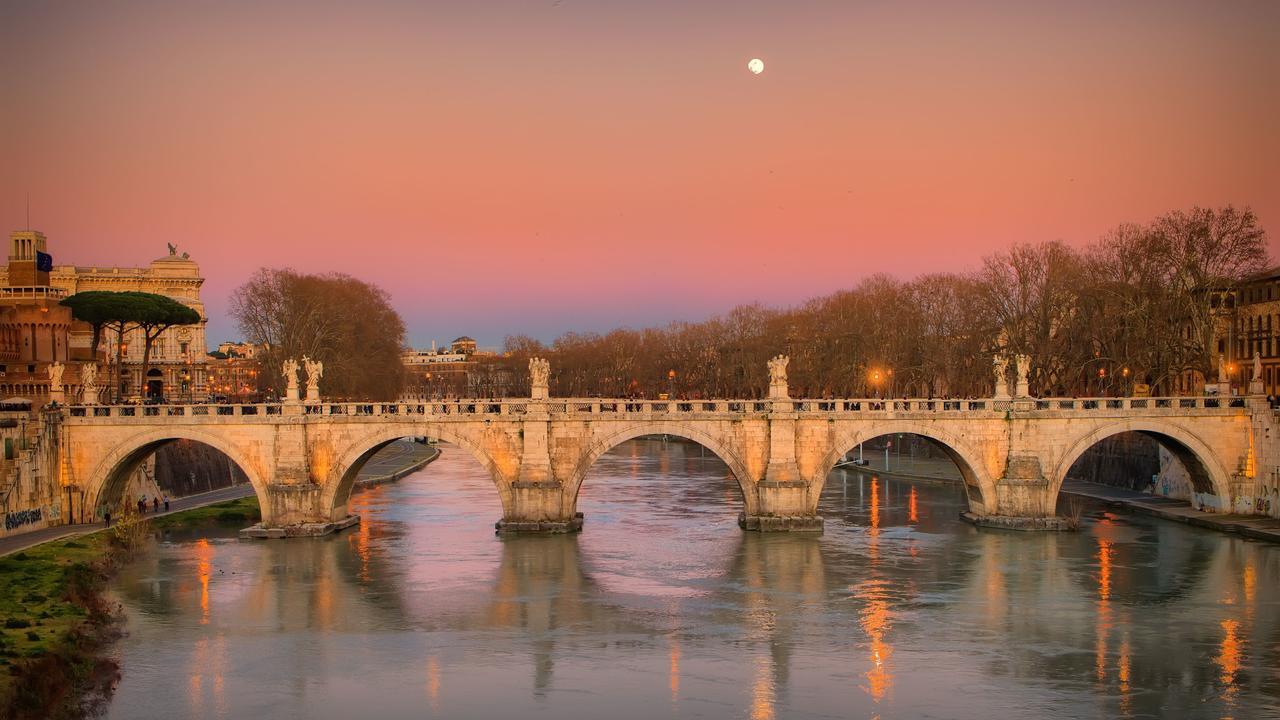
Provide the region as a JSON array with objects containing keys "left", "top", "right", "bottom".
[{"left": 62, "top": 395, "right": 1249, "bottom": 420}]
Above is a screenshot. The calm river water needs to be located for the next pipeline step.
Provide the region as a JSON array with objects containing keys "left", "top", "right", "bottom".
[{"left": 104, "top": 439, "right": 1280, "bottom": 719}]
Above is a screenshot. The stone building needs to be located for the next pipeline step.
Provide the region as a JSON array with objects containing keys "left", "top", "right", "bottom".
[
  {"left": 0, "top": 230, "right": 85, "bottom": 399},
  {"left": 207, "top": 354, "right": 263, "bottom": 402},
  {"left": 1175, "top": 267, "right": 1280, "bottom": 397},
  {"left": 0, "top": 231, "right": 210, "bottom": 402},
  {"left": 1229, "top": 267, "right": 1280, "bottom": 396}
]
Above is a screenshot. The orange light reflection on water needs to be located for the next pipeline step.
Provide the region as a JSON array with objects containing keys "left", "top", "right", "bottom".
[
  {"left": 1095, "top": 537, "right": 1113, "bottom": 683},
  {"left": 669, "top": 637, "right": 681, "bottom": 704},
  {"left": 426, "top": 655, "right": 440, "bottom": 713},
  {"left": 856, "top": 579, "right": 894, "bottom": 703},
  {"left": 750, "top": 653, "right": 775, "bottom": 720},
  {"left": 194, "top": 538, "right": 213, "bottom": 625}
]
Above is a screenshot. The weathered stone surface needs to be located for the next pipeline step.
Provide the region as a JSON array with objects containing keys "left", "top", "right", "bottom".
[
  {"left": 959, "top": 512, "right": 1076, "bottom": 532},
  {"left": 739, "top": 513, "right": 824, "bottom": 532},
  {"left": 240, "top": 513, "right": 360, "bottom": 539}
]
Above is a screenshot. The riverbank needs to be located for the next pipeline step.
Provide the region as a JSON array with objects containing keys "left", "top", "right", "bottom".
[
  {"left": 0, "top": 484, "right": 256, "bottom": 559},
  {"left": 835, "top": 455, "right": 963, "bottom": 484},
  {"left": 353, "top": 440, "right": 440, "bottom": 487},
  {"left": 1061, "top": 478, "right": 1280, "bottom": 544},
  {"left": 0, "top": 496, "right": 264, "bottom": 719}
]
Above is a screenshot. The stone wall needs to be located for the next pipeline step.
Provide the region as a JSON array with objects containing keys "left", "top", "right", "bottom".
[
  {"left": 1064, "top": 432, "right": 1162, "bottom": 491},
  {"left": 153, "top": 440, "right": 249, "bottom": 497}
]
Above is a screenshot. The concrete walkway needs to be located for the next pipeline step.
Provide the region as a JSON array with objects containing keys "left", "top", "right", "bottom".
[
  {"left": 0, "top": 440, "right": 441, "bottom": 557},
  {"left": 0, "top": 484, "right": 255, "bottom": 557},
  {"left": 1061, "top": 478, "right": 1280, "bottom": 543},
  {"left": 835, "top": 455, "right": 962, "bottom": 483},
  {"left": 353, "top": 440, "right": 439, "bottom": 486}
]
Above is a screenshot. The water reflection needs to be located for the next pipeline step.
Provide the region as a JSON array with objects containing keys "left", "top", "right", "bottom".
[{"left": 104, "top": 441, "right": 1280, "bottom": 720}]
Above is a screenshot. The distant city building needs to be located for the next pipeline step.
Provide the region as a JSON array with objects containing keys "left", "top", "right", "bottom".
[
  {"left": 0, "top": 230, "right": 210, "bottom": 402},
  {"left": 1175, "top": 266, "right": 1280, "bottom": 397},
  {"left": 400, "top": 337, "right": 511, "bottom": 398},
  {"left": 206, "top": 354, "right": 263, "bottom": 402},
  {"left": 216, "top": 341, "right": 261, "bottom": 359},
  {"left": 401, "top": 341, "right": 474, "bottom": 398},
  {"left": 0, "top": 230, "right": 79, "bottom": 398}
]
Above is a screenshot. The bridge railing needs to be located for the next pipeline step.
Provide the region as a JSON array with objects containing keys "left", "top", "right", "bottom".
[{"left": 62, "top": 395, "right": 1248, "bottom": 419}]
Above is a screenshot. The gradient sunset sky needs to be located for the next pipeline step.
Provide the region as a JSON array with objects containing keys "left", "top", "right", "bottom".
[{"left": 2, "top": 1, "right": 1276, "bottom": 348}]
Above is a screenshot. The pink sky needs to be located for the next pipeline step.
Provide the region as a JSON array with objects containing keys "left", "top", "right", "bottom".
[{"left": 2, "top": 1, "right": 1277, "bottom": 348}]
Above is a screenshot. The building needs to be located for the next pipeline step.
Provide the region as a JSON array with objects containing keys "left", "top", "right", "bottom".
[
  {"left": 0, "top": 230, "right": 85, "bottom": 399},
  {"left": 1225, "top": 267, "right": 1280, "bottom": 396},
  {"left": 401, "top": 342, "right": 475, "bottom": 399},
  {"left": 207, "top": 354, "right": 263, "bottom": 402},
  {"left": 1173, "top": 267, "right": 1280, "bottom": 397},
  {"left": 216, "top": 341, "right": 260, "bottom": 359},
  {"left": 0, "top": 234, "right": 210, "bottom": 402}
]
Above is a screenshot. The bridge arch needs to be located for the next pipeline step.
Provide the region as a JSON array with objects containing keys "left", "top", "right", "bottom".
[
  {"left": 815, "top": 422, "right": 996, "bottom": 514},
  {"left": 320, "top": 424, "right": 512, "bottom": 522},
  {"left": 1051, "top": 420, "right": 1232, "bottom": 507},
  {"left": 566, "top": 422, "right": 756, "bottom": 516},
  {"left": 85, "top": 427, "right": 270, "bottom": 516}
]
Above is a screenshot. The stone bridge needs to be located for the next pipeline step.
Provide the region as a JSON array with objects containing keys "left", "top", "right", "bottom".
[{"left": 54, "top": 392, "right": 1275, "bottom": 536}]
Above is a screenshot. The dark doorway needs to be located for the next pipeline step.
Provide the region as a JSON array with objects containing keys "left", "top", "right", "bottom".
[{"left": 146, "top": 368, "right": 164, "bottom": 401}]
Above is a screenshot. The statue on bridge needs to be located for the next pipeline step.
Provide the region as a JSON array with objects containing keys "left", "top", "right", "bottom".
[
  {"left": 47, "top": 361, "right": 66, "bottom": 406},
  {"left": 283, "top": 358, "right": 300, "bottom": 402},
  {"left": 303, "top": 356, "right": 323, "bottom": 402},
  {"left": 81, "top": 362, "right": 100, "bottom": 405},
  {"left": 768, "top": 355, "right": 789, "bottom": 400},
  {"left": 47, "top": 361, "right": 64, "bottom": 391},
  {"left": 1250, "top": 351, "right": 1264, "bottom": 396},
  {"left": 529, "top": 357, "right": 550, "bottom": 400},
  {"left": 992, "top": 354, "right": 1010, "bottom": 400},
  {"left": 1015, "top": 354, "right": 1031, "bottom": 398}
]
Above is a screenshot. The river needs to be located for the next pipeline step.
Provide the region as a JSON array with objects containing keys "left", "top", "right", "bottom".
[{"left": 103, "top": 438, "right": 1280, "bottom": 719}]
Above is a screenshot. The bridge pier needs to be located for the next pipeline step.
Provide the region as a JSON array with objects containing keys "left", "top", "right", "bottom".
[
  {"left": 740, "top": 481, "right": 824, "bottom": 532},
  {"left": 496, "top": 481, "right": 583, "bottom": 534},
  {"left": 239, "top": 484, "right": 362, "bottom": 539},
  {"left": 962, "top": 454, "right": 1075, "bottom": 531}
]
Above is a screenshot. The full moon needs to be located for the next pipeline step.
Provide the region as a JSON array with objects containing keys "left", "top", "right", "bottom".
[{"left": 747, "top": 58, "right": 764, "bottom": 74}]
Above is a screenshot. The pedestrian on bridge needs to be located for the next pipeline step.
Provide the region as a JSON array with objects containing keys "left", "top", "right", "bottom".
[
  {"left": 153, "top": 497, "right": 160, "bottom": 513},
  {"left": 163, "top": 496, "right": 170, "bottom": 512},
  {"left": 104, "top": 509, "right": 111, "bottom": 529}
]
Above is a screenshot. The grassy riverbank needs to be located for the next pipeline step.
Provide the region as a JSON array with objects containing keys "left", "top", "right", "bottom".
[{"left": 0, "top": 497, "right": 262, "bottom": 719}]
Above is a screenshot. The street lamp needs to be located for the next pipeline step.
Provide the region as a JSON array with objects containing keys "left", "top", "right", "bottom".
[
  {"left": 668, "top": 369, "right": 676, "bottom": 400},
  {"left": 1097, "top": 367, "right": 1106, "bottom": 396}
]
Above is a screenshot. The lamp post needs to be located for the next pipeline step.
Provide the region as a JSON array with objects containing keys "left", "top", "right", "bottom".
[
  {"left": 668, "top": 369, "right": 676, "bottom": 400},
  {"left": 1097, "top": 367, "right": 1106, "bottom": 396}
]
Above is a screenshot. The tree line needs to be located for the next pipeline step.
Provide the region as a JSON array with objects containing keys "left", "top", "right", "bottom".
[
  {"left": 223, "top": 205, "right": 1268, "bottom": 401},
  {"left": 489, "top": 206, "right": 1269, "bottom": 399}
]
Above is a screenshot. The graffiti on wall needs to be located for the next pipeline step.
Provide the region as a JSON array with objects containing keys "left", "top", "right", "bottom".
[{"left": 4, "top": 507, "right": 42, "bottom": 531}]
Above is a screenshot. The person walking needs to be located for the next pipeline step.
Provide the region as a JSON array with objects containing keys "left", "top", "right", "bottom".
[
  {"left": 152, "top": 497, "right": 160, "bottom": 513},
  {"left": 163, "top": 496, "right": 170, "bottom": 512},
  {"left": 104, "top": 509, "right": 112, "bottom": 528}
]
